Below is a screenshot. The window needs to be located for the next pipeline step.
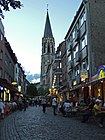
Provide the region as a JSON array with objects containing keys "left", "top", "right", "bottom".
[
  {"left": 73, "top": 45, "right": 78, "bottom": 58},
  {"left": 72, "top": 30, "right": 75, "bottom": 39},
  {"left": 48, "top": 44, "right": 50, "bottom": 53},
  {"left": 44, "top": 46, "right": 45, "bottom": 53},
  {"left": 52, "top": 45, "right": 54, "bottom": 53},
  {"left": 0, "top": 50, "right": 3, "bottom": 60},
  {"left": 85, "top": 34, "right": 87, "bottom": 45},
  {"left": 0, "top": 32, "right": 3, "bottom": 41},
  {"left": 68, "top": 54, "right": 71, "bottom": 61},
  {"left": 81, "top": 35, "right": 87, "bottom": 49},
  {"left": 80, "top": 11, "right": 86, "bottom": 26},
  {"left": 83, "top": 62, "right": 86, "bottom": 69},
  {"left": 60, "top": 62, "right": 62, "bottom": 68},
  {"left": 45, "top": 46, "right": 47, "bottom": 53},
  {"left": 82, "top": 38, "right": 85, "bottom": 49},
  {"left": 0, "top": 67, "right": 2, "bottom": 78},
  {"left": 82, "top": 59, "right": 88, "bottom": 70}
]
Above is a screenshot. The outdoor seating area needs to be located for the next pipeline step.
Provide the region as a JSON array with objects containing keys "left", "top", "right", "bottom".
[{"left": 58, "top": 98, "right": 105, "bottom": 128}]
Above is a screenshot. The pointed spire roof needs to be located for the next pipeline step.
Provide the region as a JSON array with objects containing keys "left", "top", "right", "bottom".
[{"left": 44, "top": 11, "right": 53, "bottom": 38}]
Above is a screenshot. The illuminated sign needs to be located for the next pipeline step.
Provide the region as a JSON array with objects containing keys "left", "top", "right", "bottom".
[
  {"left": 80, "top": 69, "right": 88, "bottom": 81},
  {"left": 92, "top": 65, "right": 105, "bottom": 81}
]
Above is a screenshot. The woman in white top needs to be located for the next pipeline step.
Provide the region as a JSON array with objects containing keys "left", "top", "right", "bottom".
[{"left": 52, "top": 97, "right": 57, "bottom": 115}]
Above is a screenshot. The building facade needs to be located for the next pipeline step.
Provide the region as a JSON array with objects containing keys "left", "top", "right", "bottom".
[
  {"left": 65, "top": 0, "right": 105, "bottom": 102},
  {"left": 52, "top": 45, "right": 62, "bottom": 95},
  {"left": 60, "top": 41, "right": 68, "bottom": 101},
  {"left": 0, "top": 19, "right": 5, "bottom": 79},
  {"left": 0, "top": 20, "right": 29, "bottom": 101}
]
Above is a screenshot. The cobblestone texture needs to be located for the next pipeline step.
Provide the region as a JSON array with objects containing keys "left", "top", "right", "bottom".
[{"left": 0, "top": 106, "right": 105, "bottom": 140}]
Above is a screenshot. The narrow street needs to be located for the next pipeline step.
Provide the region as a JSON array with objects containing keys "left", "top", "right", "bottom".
[{"left": 0, "top": 106, "right": 105, "bottom": 140}]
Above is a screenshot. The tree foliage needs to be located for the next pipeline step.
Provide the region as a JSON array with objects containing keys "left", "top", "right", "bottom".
[
  {"left": 37, "top": 87, "right": 48, "bottom": 96},
  {"left": 0, "top": 0, "right": 23, "bottom": 18},
  {"left": 26, "top": 83, "right": 38, "bottom": 97}
]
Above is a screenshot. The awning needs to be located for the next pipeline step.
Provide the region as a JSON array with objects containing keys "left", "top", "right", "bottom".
[
  {"left": 70, "top": 78, "right": 105, "bottom": 92},
  {"left": 0, "top": 78, "right": 18, "bottom": 93}
]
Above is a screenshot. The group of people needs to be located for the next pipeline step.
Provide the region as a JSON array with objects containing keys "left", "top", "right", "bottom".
[
  {"left": 0, "top": 97, "right": 29, "bottom": 120},
  {"left": 41, "top": 97, "right": 78, "bottom": 116},
  {"left": 41, "top": 97, "right": 58, "bottom": 115},
  {"left": 1, "top": 95, "right": 105, "bottom": 128},
  {"left": 0, "top": 99, "right": 18, "bottom": 119},
  {"left": 81, "top": 98, "right": 105, "bottom": 127},
  {"left": 42, "top": 96, "right": 105, "bottom": 128}
]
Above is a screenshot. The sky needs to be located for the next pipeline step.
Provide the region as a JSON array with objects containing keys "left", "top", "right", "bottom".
[{"left": 2, "top": 0, "right": 82, "bottom": 81}]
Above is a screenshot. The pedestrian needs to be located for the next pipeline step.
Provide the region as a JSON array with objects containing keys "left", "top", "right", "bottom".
[
  {"left": 52, "top": 97, "right": 57, "bottom": 115},
  {"left": 22, "top": 98, "right": 27, "bottom": 111},
  {"left": 59, "top": 102, "right": 65, "bottom": 116},
  {"left": 0, "top": 99, "right": 5, "bottom": 119},
  {"left": 41, "top": 98, "right": 47, "bottom": 113}
]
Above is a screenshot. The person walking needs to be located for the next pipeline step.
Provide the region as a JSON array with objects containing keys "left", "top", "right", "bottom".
[
  {"left": 22, "top": 98, "right": 27, "bottom": 111},
  {"left": 41, "top": 98, "right": 47, "bottom": 113},
  {"left": 52, "top": 97, "right": 57, "bottom": 115}
]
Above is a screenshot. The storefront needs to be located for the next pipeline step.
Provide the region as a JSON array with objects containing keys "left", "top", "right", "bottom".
[
  {"left": 0, "top": 78, "right": 18, "bottom": 101},
  {"left": 90, "top": 65, "right": 105, "bottom": 102},
  {"left": 69, "top": 65, "right": 105, "bottom": 104}
]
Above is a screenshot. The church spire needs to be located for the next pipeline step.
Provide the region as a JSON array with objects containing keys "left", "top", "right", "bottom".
[{"left": 43, "top": 8, "right": 53, "bottom": 38}]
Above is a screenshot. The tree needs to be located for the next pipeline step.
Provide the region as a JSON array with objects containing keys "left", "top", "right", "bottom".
[
  {"left": 37, "top": 87, "right": 49, "bottom": 96},
  {"left": 0, "top": 0, "right": 23, "bottom": 18},
  {"left": 27, "top": 83, "right": 38, "bottom": 97}
]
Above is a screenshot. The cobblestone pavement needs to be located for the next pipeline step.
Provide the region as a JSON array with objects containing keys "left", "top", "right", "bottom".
[{"left": 0, "top": 106, "right": 105, "bottom": 140}]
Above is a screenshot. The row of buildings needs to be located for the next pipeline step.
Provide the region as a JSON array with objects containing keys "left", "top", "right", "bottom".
[
  {"left": 40, "top": 0, "right": 105, "bottom": 103},
  {"left": 0, "top": 19, "right": 30, "bottom": 102}
]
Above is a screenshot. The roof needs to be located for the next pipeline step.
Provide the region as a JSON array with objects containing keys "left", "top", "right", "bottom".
[{"left": 43, "top": 11, "right": 53, "bottom": 38}]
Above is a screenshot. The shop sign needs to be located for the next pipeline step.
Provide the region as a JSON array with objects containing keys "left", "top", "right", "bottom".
[
  {"left": 80, "top": 69, "right": 88, "bottom": 81},
  {"left": 98, "top": 66, "right": 105, "bottom": 79},
  {"left": 92, "top": 65, "right": 105, "bottom": 81}
]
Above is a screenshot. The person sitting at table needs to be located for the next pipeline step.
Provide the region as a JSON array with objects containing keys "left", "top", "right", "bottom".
[
  {"left": 63, "top": 100, "right": 72, "bottom": 117},
  {"left": 81, "top": 99, "right": 95, "bottom": 123},
  {"left": 93, "top": 99, "right": 105, "bottom": 128},
  {"left": 79, "top": 100, "right": 87, "bottom": 107}
]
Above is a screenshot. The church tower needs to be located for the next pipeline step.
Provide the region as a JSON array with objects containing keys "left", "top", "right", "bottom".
[{"left": 40, "top": 9, "right": 55, "bottom": 88}]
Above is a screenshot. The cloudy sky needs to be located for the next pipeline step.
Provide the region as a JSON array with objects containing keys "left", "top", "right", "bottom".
[{"left": 2, "top": 0, "right": 82, "bottom": 82}]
